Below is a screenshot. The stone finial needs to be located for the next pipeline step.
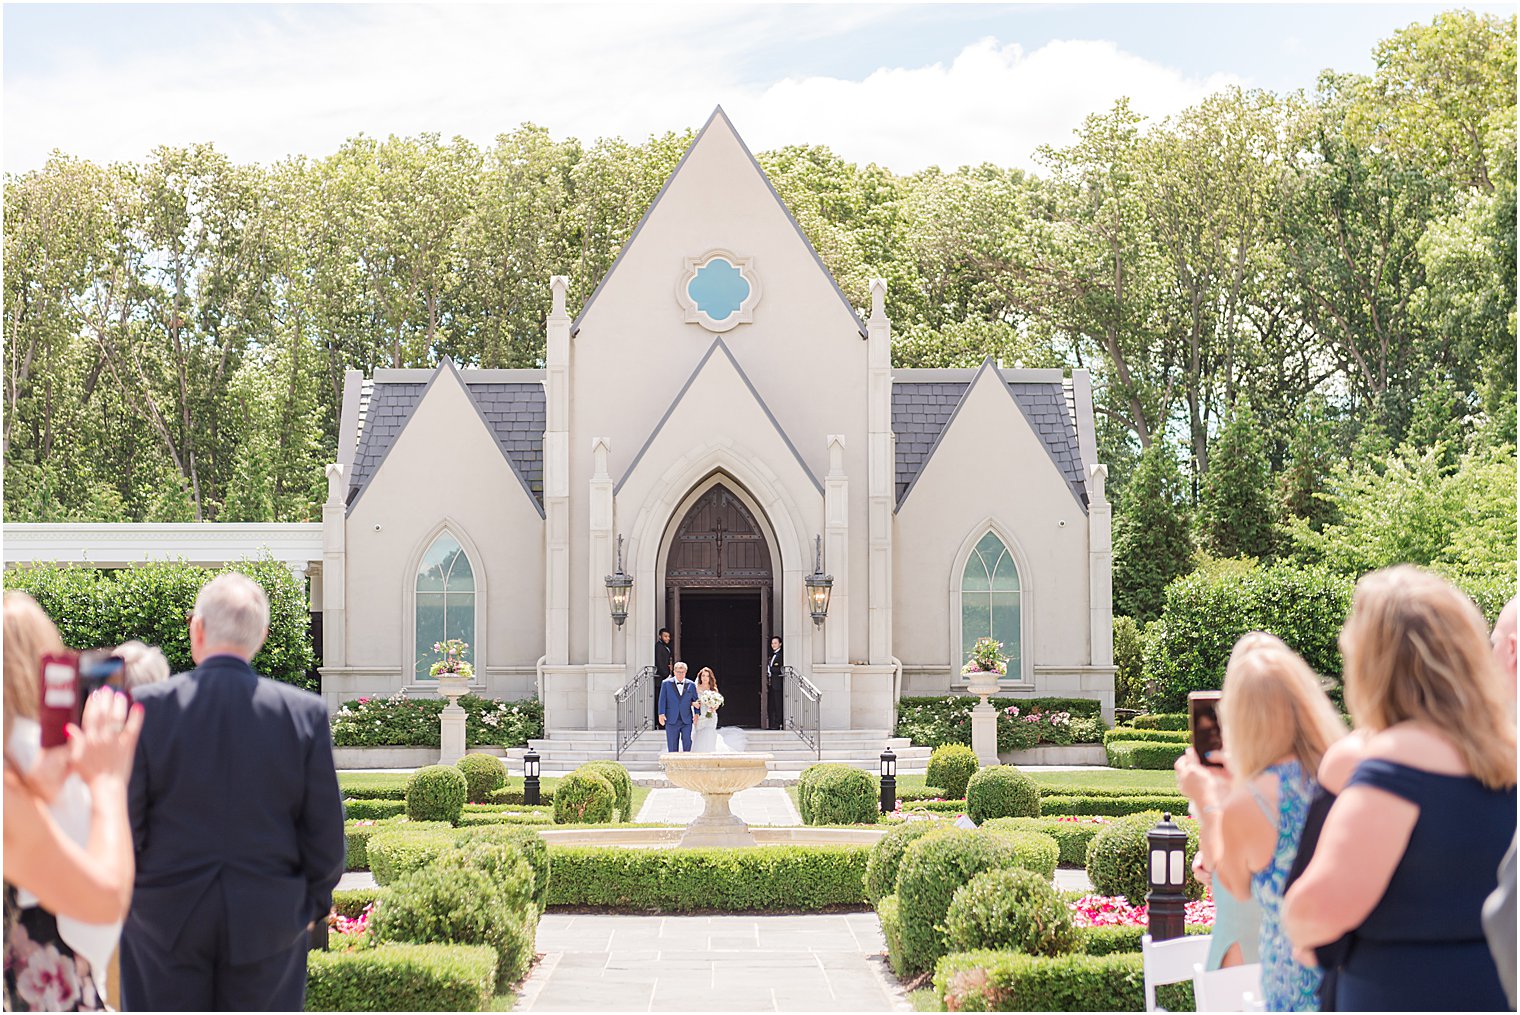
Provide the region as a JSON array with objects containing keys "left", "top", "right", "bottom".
[
  {"left": 324, "top": 463, "right": 346, "bottom": 505},
  {"left": 869, "top": 278, "right": 888, "bottom": 322},
  {"left": 591, "top": 437, "right": 612, "bottom": 480},
  {"left": 550, "top": 276, "right": 570, "bottom": 319},
  {"left": 827, "top": 434, "right": 846, "bottom": 477},
  {"left": 1087, "top": 463, "right": 1109, "bottom": 505}
]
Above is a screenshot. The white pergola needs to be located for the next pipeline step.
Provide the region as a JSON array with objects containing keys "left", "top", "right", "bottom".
[{"left": 3, "top": 523, "right": 324, "bottom": 605}]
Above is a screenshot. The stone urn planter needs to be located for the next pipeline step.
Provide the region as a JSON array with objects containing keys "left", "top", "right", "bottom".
[
  {"left": 661, "top": 752, "right": 773, "bottom": 847},
  {"left": 436, "top": 675, "right": 471, "bottom": 765}
]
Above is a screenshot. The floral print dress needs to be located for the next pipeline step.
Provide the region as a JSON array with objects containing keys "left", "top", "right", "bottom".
[
  {"left": 3, "top": 885, "right": 102, "bottom": 1012},
  {"left": 1248, "top": 760, "right": 1323, "bottom": 1012}
]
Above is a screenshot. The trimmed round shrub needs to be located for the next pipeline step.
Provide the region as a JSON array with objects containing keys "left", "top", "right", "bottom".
[
  {"left": 945, "top": 867, "right": 1078, "bottom": 956},
  {"left": 982, "top": 816, "right": 1113, "bottom": 867},
  {"left": 995, "top": 829, "right": 1059, "bottom": 880},
  {"left": 925, "top": 744, "right": 979, "bottom": 799},
  {"left": 456, "top": 753, "right": 507, "bottom": 804},
  {"left": 895, "top": 827, "right": 1051, "bottom": 975},
  {"left": 1085, "top": 810, "right": 1202, "bottom": 906},
  {"left": 406, "top": 765, "right": 468, "bottom": 825},
  {"left": 797, "top": 764, "right": 877, "bottom": 825},
  {"left": 965, "top": 765, "right": 1040, "bottom": 823},
  {"left": 865, "top": 820, "right": 944, "bottom": 905},
  {"left": 453, "top": 826, "right": 551, "bottom": 913},
  {"left": 370, "top": 850, "right": 536, "bottom": 988},
  {"left": 553, "top": 770, "right": 615, "bottom": 824},
  {"left": 578, "top": 760, "right": 633, "bottom": 822}
]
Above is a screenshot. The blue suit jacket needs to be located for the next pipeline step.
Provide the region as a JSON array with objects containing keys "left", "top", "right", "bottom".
[
  {"left": 124, "top": 655, "right": 346, "bottom": 962},
  {"left": 659, "top": 677, "right": 699, "bottom": 729}
]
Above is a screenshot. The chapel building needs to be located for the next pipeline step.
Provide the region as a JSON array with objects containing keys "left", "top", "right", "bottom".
[{"left": 316, "top": 109, "right": 1116, "bottom": 738}]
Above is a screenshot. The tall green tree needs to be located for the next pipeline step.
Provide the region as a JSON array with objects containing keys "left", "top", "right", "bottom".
[
  {"left": 1113, "top": 439, "right": 1194, "bottom": 622},
  {"left": 1198, "top": 398, "right": 1275, "bottom": 559}
]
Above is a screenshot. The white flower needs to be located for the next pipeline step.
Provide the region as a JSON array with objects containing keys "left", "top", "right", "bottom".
[{"left": 15, "top": 943, "right": 82, "bottom": 1011}]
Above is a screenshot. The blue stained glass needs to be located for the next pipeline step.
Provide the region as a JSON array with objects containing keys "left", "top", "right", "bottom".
[{"left": 687, "top": 258, "right": 750, "bottom": 320}]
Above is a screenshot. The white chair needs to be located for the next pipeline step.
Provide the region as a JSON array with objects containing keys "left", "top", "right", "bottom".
[
  {"left": 1141, "top": 933, "right": 1212, "bottom": 1012},
  {"left": 1192, "top": 961, "right": 1264, "bottom": 1012}
]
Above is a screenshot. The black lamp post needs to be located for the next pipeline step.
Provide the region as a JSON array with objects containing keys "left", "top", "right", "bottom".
[
  {"left": 879, "top": 747, "right": 897, "bottom": 814},
  {"left": 1146, "top": 812, "right": 1189, "bottom": 941},
  {"left": 805, "top": 535, "right": 833, "bottom": 625},
  {"left": 604, "top": 534, "right": 633, "bottom": 628},
  {"left": 523, "top": 749, "right": 541, "bottom": 806}
]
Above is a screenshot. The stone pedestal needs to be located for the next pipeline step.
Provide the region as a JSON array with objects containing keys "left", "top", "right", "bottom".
[
  {"left": 437, "top": 677, "right": 470, "bottom": 765},
  {"left": 661, "top": 753, "right": 773, "bottom": 847},
  {"left": 971, "top": 701, "right": 999, "bottom": 766}
]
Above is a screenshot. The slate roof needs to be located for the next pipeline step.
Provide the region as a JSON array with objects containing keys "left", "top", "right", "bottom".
[
  {"left": 892, "top": 375, "right": 1089, "bottom": 511},
  {"left": 347, "top": 375, "right": 546, "bottom": 513}
]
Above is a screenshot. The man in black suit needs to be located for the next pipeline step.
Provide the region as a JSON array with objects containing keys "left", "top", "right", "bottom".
[
  {"left": 656, "top": 627, "right": 674, "bottom": 678},
  {"left": 121, "top": 573, "right": 345, "bottom": 1011},
  {"left": 766, "top": 635, "right": 785, "bottom": 730}
]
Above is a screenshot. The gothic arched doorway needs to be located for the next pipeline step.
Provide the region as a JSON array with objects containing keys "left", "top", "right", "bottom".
[{"left": 665, "top": 482, "right": 777, "bottom": 728}]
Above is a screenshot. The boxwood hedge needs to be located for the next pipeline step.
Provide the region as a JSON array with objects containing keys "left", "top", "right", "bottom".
[
  {"left": 544, "top": 844, "right": 869, "bottom": 911},
  {"left": 981, "top": 817, "right": 1112, "bottom": 867},
  {"left": 797, "top": 764, "right": 878, "bottom": 825},
  {"left": 1037, "top": 794, "right": 1189, "bottom": 817},
  {"left": 934, "top": 949, "right": 1194, "bottom": 1012},
  {"left": 305, "top": 943, "right": 498, "bottom": 1012},
  {"left": 1131, "top": 713, "right": 1189, "bottom": 730},
  {"left": 1105, "top": 740, "right": 1187, "bottom": 770},
  {"left": 1100, "top": 727, "right": 1190, "bottom": 746}
]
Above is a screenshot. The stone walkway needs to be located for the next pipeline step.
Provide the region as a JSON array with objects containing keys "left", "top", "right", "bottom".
[
  {"left": 515, "top": 912, "right": 908, "bottom": 1012},
  {"left": 635, "top": 786, "right": 801, "bottom": 825}
]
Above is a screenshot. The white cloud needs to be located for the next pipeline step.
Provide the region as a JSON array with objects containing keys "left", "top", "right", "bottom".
[{"left": 4, "top": 6, "right": 1242, "bottom": 176}]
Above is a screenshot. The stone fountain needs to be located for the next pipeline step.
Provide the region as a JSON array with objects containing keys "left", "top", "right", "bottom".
[{"left": 660, "top": 752, "right": 774, "bottom": 847}]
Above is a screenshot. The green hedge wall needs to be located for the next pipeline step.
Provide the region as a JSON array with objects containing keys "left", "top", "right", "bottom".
[
  {"left": 544, "top": 845, "right": 869, "bottom": 911},
  {"left": 1131, "top": 713, "right": 1189, "bottom": 730},
  {"left": 933, "top": 950, "right": 1195, "bottom": 1012},
  {"left": 344, "top": 799, "right": 408, "bottom": 821},
  {"left": 1100, "top": 727, "right": 1189, "bottom": 746},
  {"left": 332, "top": 886, "right": 388, "bottom": 919},
  {"left": 1105, "top": 741, "right": 1188, "bottom": 770},
  {"left": 331, "top": 695, "right": 543, "bottom": 749},
  {"left": 981, "top": 817, "right": 1111, "bottom": 867},
  {"left": 304, "top": 943, "right": 498, "bottom": 1012},
  {"left": 1144, "top": 562, "right": 1351, "bottom": 712},
  {"left": 1075, "top": 923, "right": 1210, "bottom": 956},
  {"left": 1037, "top": 794, "right": 1189, "bottom": 817},
  {"left": 4, "top": 558, "right": 313, "bottom": 689}
]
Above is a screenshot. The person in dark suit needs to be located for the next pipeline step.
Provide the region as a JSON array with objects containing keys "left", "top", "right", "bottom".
[
  {"left": 658, "top": 662, "right": 699, "bottom": 752},
  {"left": 655, "top": 628, "right": 674, "bottom": 679},
  {"left": 766, "top": 636, "right": 784, "bottom": 730},
  {"left": 120, "top": 573, "right": 345, "bottom": 1012}
]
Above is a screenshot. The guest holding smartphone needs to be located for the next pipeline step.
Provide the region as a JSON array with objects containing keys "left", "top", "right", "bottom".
[{"left": 1175, "top": 633, "right": 1346, "bottom": 1012}]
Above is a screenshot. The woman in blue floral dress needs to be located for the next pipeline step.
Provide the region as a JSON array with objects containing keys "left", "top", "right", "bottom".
[{"left": 1177, "top": 632, "right": 1347, "bottom": 1012}]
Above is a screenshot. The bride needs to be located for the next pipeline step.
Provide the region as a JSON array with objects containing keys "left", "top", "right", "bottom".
[{"left": 691, "top": 667, "right": 725, "bottom": 752}]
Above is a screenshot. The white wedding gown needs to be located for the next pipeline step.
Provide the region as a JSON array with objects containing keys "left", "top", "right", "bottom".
[{"left": 692, "top": 714, "right": 738, "bottom": 753}]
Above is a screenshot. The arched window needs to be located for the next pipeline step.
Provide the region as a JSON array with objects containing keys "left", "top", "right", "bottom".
[
  {"left": 961, "top": 531, "right": 1021, "bottom": 673},
  {"left": 414, "top": 532, "right": 475, "bottom": 680}
]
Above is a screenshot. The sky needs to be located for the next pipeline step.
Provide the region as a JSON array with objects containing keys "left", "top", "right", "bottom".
[{"left": 3, "top": 2, "right": 1508, "bottom": 175}]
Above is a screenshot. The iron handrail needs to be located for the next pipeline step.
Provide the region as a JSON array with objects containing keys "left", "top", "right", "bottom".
[
  {"left": 781, "top": 665, "right": 822, "bottom": 759},
  {"left": 614, "top": 665, "right": 658, "bottom": 759}
]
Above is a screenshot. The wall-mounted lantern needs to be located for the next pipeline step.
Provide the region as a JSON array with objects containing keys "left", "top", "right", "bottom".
[
  {"left": 604, "top": 534, "right": 633, "bottom": 628},
  {"left": 804, "top": 535, "right": 833, "bottom": 625}
]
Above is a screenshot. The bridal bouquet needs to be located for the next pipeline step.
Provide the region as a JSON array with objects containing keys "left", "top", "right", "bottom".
[{"left": 698, "top": 688, "right": 725, "bottom": 718}]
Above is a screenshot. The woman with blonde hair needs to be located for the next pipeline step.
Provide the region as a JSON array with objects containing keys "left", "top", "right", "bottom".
[
  {"left": 1283, "top": 566, "right": 1516, "bottom": 1011},
  {"left": 3, "top": 591, "right": 143, "bottom": 1012},
  {"left": 1176, "top": 632, "right": 1347, "bottom": 1011}
]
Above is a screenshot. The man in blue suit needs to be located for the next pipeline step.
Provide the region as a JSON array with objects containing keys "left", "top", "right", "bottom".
[
  {"left": 658, "top": 661, "right": 699, "bottom": 752},
  {"left": 121, "top": 573, "right": 345, "bottom": 1011}
]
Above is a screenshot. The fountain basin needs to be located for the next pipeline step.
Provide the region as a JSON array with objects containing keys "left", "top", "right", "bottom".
[{"left": 661, "top": 752, "right": 773, "bottom": 847}]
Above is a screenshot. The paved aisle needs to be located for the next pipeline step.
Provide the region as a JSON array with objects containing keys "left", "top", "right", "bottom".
[
  {"left": 515, "top": 913, "right": 908, "bottom": 1012},
  {"left": 635, "top": 786, "right": 801, "bottom": 825}
]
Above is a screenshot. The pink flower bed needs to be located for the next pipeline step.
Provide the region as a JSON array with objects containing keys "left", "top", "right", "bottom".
[
  {"left": 329, "top": 901, "right": 377, "bottom": 951},
  {"left": 1068, "top": 892, "right": 1215, "bottom": 928}
]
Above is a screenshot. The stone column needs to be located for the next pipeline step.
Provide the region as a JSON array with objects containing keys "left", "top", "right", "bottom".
[
  {"left": 543, "top": 277, "right": 572, "bottom": 733},
  {"left": 824, "top": 435, "right": 849, "bottom": 666},
  {"left": 321, "top": 463, "right": 347, "bottom": 671},
  {"left": 866, "top": 279, "right": 894, "bottom": 666},
  {"left": 1088, "top": 463, "right": 1115, "bottom": 721},
  {"left": 438, "top": 678, "right": 469, "bottom": 765}
]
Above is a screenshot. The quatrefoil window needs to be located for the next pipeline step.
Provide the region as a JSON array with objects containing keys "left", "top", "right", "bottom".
[{"left": 677, "top": 251, "right": 761, "bottom": 332}]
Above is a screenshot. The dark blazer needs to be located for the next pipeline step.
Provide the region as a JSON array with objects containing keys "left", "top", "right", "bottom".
[
  {"left": 655, "top": 639, "right": 674, "bottom": 678},
  {"left": 658, "top": 677, "right": 699, "bottom": 729},
  {"left": 125, "top": 655, "right": 345, "bottom": 963}
]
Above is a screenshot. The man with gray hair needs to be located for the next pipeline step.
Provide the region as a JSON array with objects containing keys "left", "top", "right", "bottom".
[{"left": 120, "top": 573, "right": 345, "bottom": 1011}]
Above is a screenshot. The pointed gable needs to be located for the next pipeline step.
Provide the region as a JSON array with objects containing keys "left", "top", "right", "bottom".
[{"left": 572, "top": 107, "right": 866, "bottom": 340}]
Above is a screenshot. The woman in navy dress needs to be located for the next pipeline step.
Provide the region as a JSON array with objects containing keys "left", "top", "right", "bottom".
[{"left": 1284, "top": 566, "right": 1517, "bottom": 1012}]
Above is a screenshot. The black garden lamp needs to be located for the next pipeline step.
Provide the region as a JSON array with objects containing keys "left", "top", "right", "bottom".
[
  {"left": 604, "top": 534, "right": 633, "bottom": 628},
  {"left": 1146, "top": 812, "right": 1188, "bottom": 941},
  {"left": 805, "top": 535, "right": 833, "bottom": 625},
  {"left": 523, "top": 749, "right": 542, "bottom": 806},
  {"left": 879, "top": 747, "right": 897, "bottom": 814}
]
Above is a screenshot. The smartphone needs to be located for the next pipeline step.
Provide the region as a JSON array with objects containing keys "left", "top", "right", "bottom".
[
  {"left": 1188, "top": 690, "right": 1224, "bottom": 767},
  {"left": 38, "top": 651, "right": 81, "bottom": 748},
  {"left": 79, "top": 649, "right": 127, "bottom": 695}
]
